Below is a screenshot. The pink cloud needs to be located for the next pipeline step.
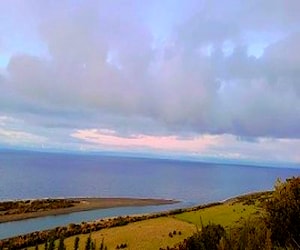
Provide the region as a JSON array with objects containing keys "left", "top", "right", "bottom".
[
  {"left": 71, "top": 129, "right": 218, "bottom": 153},
  {"left": 71, "top": 129, "right": 300, "bottom": 164}
]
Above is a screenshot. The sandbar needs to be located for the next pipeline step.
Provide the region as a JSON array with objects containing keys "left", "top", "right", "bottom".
[{"left": 0, "top": 197, "right": 178, "bottom": 223}]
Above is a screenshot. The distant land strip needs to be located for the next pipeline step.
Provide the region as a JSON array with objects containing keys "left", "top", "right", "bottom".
[{"left": 0, "top": 197, "right": 178, "bottom": 223}]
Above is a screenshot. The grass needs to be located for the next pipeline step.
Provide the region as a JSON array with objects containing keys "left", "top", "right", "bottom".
[
  {"left": 24, "top": 193, "right": 269, "bottom": 250},
  {"left": 28, "top": 217, "right": 196, "bottom": 250},
  {"left": 174, "top": 201, "right": 262, "bottom": 229}
]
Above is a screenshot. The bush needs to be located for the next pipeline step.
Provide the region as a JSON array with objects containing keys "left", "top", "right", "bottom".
[
  {"left": 176, "top": 224, "right": 225, "bottom": 250},
  {"left": 233, "top": 218, "right": 272, "bottom": 250},
  {"left": 266, "top": 177, "right": 300, "bottom": 248}
]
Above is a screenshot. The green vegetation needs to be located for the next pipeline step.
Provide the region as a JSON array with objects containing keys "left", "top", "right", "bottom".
[
  {"left": 175, "top": 201, "right": 261, "bottom": 229},
  {"left": 26, "top": 217, "right": 195, "bottom": 250},
  {"left": 0, "top": 177, "right": 298, "bottom": 250},
  {"left": 180, "top": 224, "right": 226, "bottom": 250},
  {"left": 84, "top": 234, "right": 91, "bottom": 250},
  {"left": 266, "top": 177, "right": 300, "bottom": 247},
  {"left": 0, "top": 199, "right": 76, "bottom": 216},
  {"left": 48, "top": 238, "right": 55, "bottom": 250},
  {"left": 162, "top": 219, "right": 272, "bottom": 250},
  {"left": 73, "top": 237, "right": 79, "bottom": 250},
  {"left": 165, "top": 176, "right": 300, "bottom": 250},
  {"left": 58, "top": 237, "right": 66, "bottom": 250}
]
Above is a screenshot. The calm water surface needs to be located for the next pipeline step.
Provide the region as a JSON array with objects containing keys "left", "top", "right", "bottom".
[{"left": 0, "top": 151, "right": 299, "bottom": 239}]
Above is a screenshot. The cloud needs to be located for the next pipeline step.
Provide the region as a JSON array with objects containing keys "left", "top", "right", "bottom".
[
  {"left": 0, "top": 115, "right": 46, "bottom": 146},
  {"left": 0, "top": 0, "right": 299, "bottom": 162},
  {"left": 71, "top": 129, "right": 300, "bottom": 164},
  {"left": 263, "top": 32, "right": 300, "bottom": 75},
  {"left": 71, "top": 128, "right": 218, "bottom": 152},
  {"left": 0, "top": 128, "right": 46, "bottom": 145}
]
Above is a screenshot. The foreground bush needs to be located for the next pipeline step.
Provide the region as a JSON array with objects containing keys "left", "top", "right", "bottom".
[
  {"left": 189, "top": 224, "right": 225, "bottom": 250},
  {"left": 163, "top": 224, "right": 225, "bottom": 250},
  {"left": 266, "top": 176, "right": 300, "bottom": 248}
]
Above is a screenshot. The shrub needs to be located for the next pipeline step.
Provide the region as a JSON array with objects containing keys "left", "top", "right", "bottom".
[
  {"left": 266, "top": 177, "right": 300, "bottom": 248},
  {"left": 74, "top": 237, "right": 79, "bottom": 250},
  {"left": 175, "top": 224, "right": 225, "bottom": 250}
]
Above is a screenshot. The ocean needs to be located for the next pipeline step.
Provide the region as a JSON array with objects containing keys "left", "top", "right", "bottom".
[
  {"left": 0, "top": 150, "right": 299, "bottom": 239},
  {"left": 1, "top": 150, "right": 299, "bottom": 202}
]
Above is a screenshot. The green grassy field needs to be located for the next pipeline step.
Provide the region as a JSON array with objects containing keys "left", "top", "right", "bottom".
[
  {"left": 174, "top": 202, "right": 262, "bottom": 229},
  {"left": 25, "top": 193, "right": 268, "bottom": 250},
  {"left": 28, "top": 217, "right": 196, "bottom": 250}
]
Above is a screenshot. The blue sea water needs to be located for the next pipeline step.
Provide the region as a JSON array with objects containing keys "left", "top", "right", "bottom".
[{"left": 0, "top": 150, "right": 299, "bottom": 239}]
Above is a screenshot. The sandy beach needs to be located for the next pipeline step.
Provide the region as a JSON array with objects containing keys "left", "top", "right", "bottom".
[{"left": 0, "top": 197, "right": 178, "bottom": 223}]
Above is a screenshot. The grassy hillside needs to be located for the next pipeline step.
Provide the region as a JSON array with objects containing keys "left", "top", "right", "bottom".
[
  {"left": 24, "top": 192, "right": 270, "bottom": 250},
  {"left": 174, "top": 200, "right": 262, "bottom": 229},
  {"left": 27, "top": 217, "right": 195, "bottom": 250}
]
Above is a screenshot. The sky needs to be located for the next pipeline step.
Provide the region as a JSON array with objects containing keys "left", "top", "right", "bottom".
[{"left": 0, "top": 0, "right": 300, "bottom": 166}]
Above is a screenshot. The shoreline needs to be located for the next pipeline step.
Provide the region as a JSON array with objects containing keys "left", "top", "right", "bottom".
[
  {"left": 0, "top": 197, "right": 179, "bottom": 223},
  {"left": 221, "top": 190, "right": 273, "bottom": 203},
  {"left": 0, "top": 190, "right": 273, "bottom": 224},
  {"left": 0, "top": 190, "right": 273, "bottom": 244}
]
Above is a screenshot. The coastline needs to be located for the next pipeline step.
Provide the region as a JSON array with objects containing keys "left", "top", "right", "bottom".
[
  {"left": 0, "top": 190, "right": 273, "bottom": 224},
  {"left": 0, "top": 197, "right": 179, "bottom": 223},
  {"left": 0, "top": 190, "right": 272, "bottom": 245},
  {"left": 221, "top": 190, "right": 273, "bottom": 203}
]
